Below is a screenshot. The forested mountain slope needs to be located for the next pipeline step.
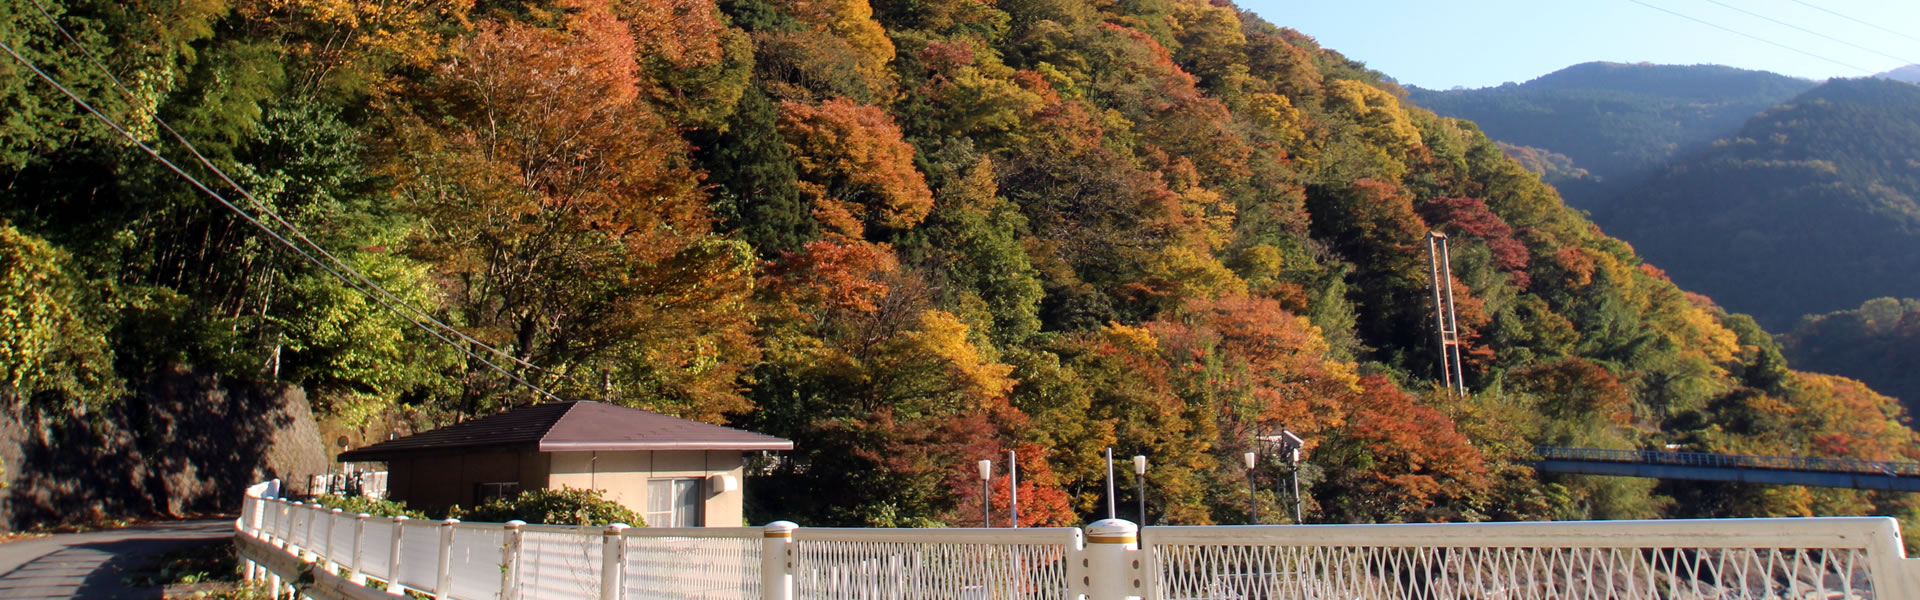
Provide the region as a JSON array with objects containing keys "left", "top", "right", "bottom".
[
  {"left": 1782, "top": 298, "right": 1920, "bottom": 414},
  {"left": 1596, "top": 78, "right": 1920, "bottom": 331},
  {"left": 1407, "top": 62, "right": 1815, "bottom": 208},
  {"left": 2, "top": 0, "right": 1914, "bottom": 531}
]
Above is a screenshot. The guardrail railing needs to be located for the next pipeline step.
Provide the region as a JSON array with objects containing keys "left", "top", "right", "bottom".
[
  {"left": 235, "top": 480, "right": 1920, "bottom": 599},
  {"left": 1535, "top": 445, "right": 1920, "bottom": 477}
]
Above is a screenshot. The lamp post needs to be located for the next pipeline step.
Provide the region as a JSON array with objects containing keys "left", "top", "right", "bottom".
[
  {"left": 977, "top": 459, "right": 993, "bottom": 527},
  {"left": 1258, "top": 430, "right": 1308, "bottom": 524},
  {"left": 1286, "top": 443, "right": 1303, "bottom": 524},
  {"left": 1007, "top": 450, "right": 1019, "bottom": 528},
  {"left": 1104, "top": 447, "right": 1116, "bottom": 519},
  {"left": 1132, "top": 455, "right": 1148, "bottom": 526},
  {"left": 1243, "top": 451, "right": 1259, "bottom": 524}
]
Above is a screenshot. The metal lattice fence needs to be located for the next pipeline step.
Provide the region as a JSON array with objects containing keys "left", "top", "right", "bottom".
[
  {"left": 790, "top": 528, "right": 1080, "bottom": 600},
  {"left": 624, "top": 528, "right": 764, "bottom": 599},
  {"left": 1146, "top": 519, "right": 1910, "bottom": 600},
  {"left": 233, "top": 482, "right": 1920, "bottom": 600}
]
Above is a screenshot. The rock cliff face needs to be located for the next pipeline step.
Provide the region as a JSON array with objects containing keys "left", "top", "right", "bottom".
[{"left": 0, "top": 369, "right": 325, "bottom": 529}]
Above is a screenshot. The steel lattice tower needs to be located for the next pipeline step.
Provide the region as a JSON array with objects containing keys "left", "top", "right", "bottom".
[{"left": 1426, "top": 232, "right": 1466, "bottom": 397}]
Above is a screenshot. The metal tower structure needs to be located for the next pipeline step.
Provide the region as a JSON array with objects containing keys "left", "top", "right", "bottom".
[{"left": 1426, "top": 232, "right": 1466, "bottom": 397}]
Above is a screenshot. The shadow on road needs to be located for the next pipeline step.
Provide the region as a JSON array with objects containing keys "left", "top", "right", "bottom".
[{"left": 0, "top": 520, "right": 233, "bottom": 600}]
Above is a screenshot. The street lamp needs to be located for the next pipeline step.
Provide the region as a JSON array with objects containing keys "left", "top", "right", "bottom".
[
  {"left": 977, "top": 459, "right": 993, "bottom": 527},
  {"left": 1132, "top": 455, "right": 1148, "bottom": 526},
  {"left": 1258, "top": 430, "right": 1307, "bottom": 524},
  {"left": 1007, "top": 450, "right": 1019, "bottom": 528},
  {"left": 1243, "top": 451, "right": 1258, "bottom": 524}
]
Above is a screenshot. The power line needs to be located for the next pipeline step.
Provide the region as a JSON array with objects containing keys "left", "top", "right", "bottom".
[
  {"left": 21, "top": 0, "right": 587, "bottom": 393},
  {"left": 1705, "top": 0, "right": 1919, "bottom": 67},
  {"left": 1626, "top": 0, "right": 1873, "bottom": 74},
  {"left": 1791, "top": 0, "right": 1920, "bottom": 44},
  {"left": 0, "top": 36, "right": 566, "bottom": 403}
]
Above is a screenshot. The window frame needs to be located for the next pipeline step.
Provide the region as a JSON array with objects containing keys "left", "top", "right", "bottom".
[{"left": 645, "top": 477, "right": 705, "bottom": 528}]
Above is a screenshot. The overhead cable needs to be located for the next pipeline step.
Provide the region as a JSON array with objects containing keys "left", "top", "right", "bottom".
[
  {"left": 0, "top": 36, "right": 566, "bottom": 403},
  {"left": 1705, "top": 0, "right": 1918, "bottom": 67},
  {"left": 1791, "top": 0, "right": 1920, "bottom": 44},
  {"left": 1626, "top": 0, "right": 1873, "bottom": 74},
  {"left": 22, "top": 0, "right": 584, "bottom": 390}
]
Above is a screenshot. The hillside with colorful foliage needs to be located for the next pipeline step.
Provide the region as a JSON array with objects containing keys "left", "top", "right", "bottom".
[{"left": 2, "top": 0, "right": 1916, "bottom": 531}]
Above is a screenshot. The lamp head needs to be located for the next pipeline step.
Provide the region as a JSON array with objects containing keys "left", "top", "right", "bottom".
[
  {"left": 977, "top": 459, "right": 993, "bottom": 480},
  {"left": 1132, "top": 455, "right": 1147, "bottom": 475}
]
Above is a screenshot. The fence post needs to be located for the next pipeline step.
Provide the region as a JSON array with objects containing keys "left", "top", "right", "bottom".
[
  {"left": 435, "top": 518, "right": 459, "bottom": 600},
  {"left": 262, "top": 499, "right": 277, "bottom": 546},
  {"left": 1086, "top": 519, "right": 1141, "bottom": 600},
  {"left": 326, "top": 508, "right": 345, "bottom": 574},
  {"left": 289, "top": 502, "right": 308, "bottom": 562},
  {"left": 269, "top": 499, "right": 285, "bottom": 547},
  {"left": 350, "top": 513, "right": 370, "bottom": 585},
  {"left": 762, "top": 521, "right": 797, "bottom": 600},
  {"left": 600, "top": 523, "right": 630, "bottom": 600},
  {"left": 500, "top": 520, "right": 526, "bottom": 600},
  {"left": 304, "top": 503, "right": 320, "bottom": 563},
  {"left": 388, "top": 516, "right": 409, "bottom": 597},
  {"left": 1868, "top": 517, "right": 1917, "bottom": 598}
]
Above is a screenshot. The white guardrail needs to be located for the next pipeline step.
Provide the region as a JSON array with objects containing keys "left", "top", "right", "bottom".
[{"left": 237, "top": 481, "right": 1920, "bottom": 599}]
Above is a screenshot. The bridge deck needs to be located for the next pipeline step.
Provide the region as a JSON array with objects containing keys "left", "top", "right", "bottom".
[{"left": 1532, "top": 446, "right": 1920, "bottom": 491}]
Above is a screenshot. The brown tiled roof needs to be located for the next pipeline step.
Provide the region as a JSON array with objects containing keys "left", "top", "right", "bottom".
[{"left": 338, "top": 401, "right": 792, "bottom": 461}]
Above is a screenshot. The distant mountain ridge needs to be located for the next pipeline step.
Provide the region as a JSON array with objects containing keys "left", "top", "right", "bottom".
[
  {"left": 1878, "top": 64, "right": 1920, "bottom": 84},
  {"left": 1408, "top": 62, "right": 1816, "bottom": 208},
  {"left": 1596, "top": 77, "right": 1920, "bottom": 330}
]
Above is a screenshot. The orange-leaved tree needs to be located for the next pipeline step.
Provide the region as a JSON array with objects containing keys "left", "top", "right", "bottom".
[{"left": 393, "top": 10, "right": 757, "bottom": 419}]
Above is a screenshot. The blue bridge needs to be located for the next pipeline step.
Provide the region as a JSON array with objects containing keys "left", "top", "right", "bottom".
[{"left": 1532, "top": 446, "right": 1920, "bottom": 491}]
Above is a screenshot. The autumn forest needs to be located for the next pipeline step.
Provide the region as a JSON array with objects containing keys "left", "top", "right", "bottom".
[{"left": 2, "top": 0, "right": 1916, "bottom": 532}]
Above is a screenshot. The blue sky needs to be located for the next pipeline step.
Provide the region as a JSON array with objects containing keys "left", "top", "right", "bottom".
[{"left": 1234, "top": 0, "right": 1920, "bottom": 89}]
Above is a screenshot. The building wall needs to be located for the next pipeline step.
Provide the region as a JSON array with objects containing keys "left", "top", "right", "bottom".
[
  {"left": 546, "top": 450, "right": 746, "bottom": 527},
  {"left": 385, "top": 446, "right": 546, "bottom": 514}
]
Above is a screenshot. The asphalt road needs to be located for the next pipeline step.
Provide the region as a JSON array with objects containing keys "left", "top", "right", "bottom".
[{"left": 0, "top": 519, "right": 235, "bottom": 599}]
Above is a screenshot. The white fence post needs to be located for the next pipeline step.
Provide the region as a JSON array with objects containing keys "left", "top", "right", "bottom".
[
  {"left": 762, "top": 521, "right": 797, "bottom": 600},
  {"left": 326, "top": 508, "right": 344, "bottom": 574},
  {"left": 1086, "top": 519, "right": 1141, "bottom": 600},
  {"left": 1867, "top": 517, "right": 1917, "bottom": 598},
  {"left": 289, "top": 502, "right": 308, "bottom": 562},
  {"left": 263, "top": 499, "right": 278, "bottom": 546},
  {"left": 388, "top": 516, "right": 409, "bottom": 597},
  {"left": 501, "top": 520, "right": 525, "bottom": 600},
  {"left": 600, "top": 523, "right": 631, "bottom": 600},
  {"left": 435, "top": 518, "right": 458, "bottom": 600},
  {"left": 350, "top": 513, "right": 370, "bottom": 585}
]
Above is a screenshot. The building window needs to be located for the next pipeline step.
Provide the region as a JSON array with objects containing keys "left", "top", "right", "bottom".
[
  {"left": 646, "top": 478, "right": 704, "bottom": 527},
  {"left": 476, "top": 481, "right": 520, "bottom": 503}
]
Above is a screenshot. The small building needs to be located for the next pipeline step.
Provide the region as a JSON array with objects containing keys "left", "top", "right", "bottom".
[{"left": 337, "top": 401, "right": 792, "bottom": 527}]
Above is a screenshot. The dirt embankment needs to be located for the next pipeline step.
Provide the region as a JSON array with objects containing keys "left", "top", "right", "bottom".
[{"left": 0, "top": 369, "right": 326, "bottom": 529}]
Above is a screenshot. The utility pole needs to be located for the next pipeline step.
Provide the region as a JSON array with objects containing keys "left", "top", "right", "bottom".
[
  {"left": 1426, "top": 232, "right": 1467, "bottom": 397},
  {"left": 1104, "top": 448, "right": 1116, "bottom": 520}
]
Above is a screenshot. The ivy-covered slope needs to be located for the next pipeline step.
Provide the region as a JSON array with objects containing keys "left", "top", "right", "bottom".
[{"left": 2, "top": 0, "right": 1915, "bottom": 531}]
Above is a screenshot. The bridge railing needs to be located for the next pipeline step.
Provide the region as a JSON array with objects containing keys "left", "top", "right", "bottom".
[
  {"left": 236, "top": 482, "right": 1920, "bottom": 599},
  {"left": 1535, "top": 445, "right": 1920, "bottom": 476}
]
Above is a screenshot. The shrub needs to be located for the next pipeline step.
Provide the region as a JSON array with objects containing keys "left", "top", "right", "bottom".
[
  {"left": 308, "top": 494, "right": 427, "bottom": 519},
  {"left": 455, "top": 487, "right": 644, "bottom": 526}
]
